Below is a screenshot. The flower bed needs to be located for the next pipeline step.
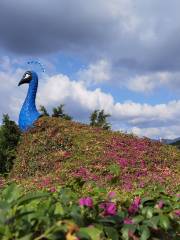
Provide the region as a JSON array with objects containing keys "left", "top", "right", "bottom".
[{"left": 0, "top": 184, "right": 179, "bottom": 239}]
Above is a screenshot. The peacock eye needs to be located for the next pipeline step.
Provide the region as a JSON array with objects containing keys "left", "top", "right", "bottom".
[{"left": 24, "top": 73, "right": 30, "bottom": 79}]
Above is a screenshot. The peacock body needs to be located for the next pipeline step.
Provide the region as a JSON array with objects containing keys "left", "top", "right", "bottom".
[{"left": 18, "top": 71, "right": 41, "bottom": 131}]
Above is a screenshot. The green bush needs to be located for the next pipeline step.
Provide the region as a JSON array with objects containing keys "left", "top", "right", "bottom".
[
  {"left": 0, "top": 183, "right": 179, "bottom": 239},
  {"left": 0, "top": 114, "right": 21, "bottom": 174}
]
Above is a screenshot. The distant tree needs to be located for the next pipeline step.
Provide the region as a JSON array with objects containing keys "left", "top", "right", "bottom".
[
  {"left": 39, "top": 105, "right": 49, "bottom": 116},
  {"left": 90, "top": 110, "right": 98, "bottom": 126},
  {"left": 90, "top": 109, "right": 111, "bottom": 130},
  {"left": 52, "top": 104, "right": 72, "bottom": 120},
  {"left": 0, "top": 114, "right": 21, "bottom": 174}
]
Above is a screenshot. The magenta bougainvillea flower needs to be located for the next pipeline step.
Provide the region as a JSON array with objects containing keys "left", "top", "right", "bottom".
[
  {"left": 108, "top": 191, "right": 116, "bottom": 199},
  {"left": 118, "top": 158, "right": 128, "bottom": 167},
  {"left": 79, "top": 197, "right": 93, "bottom": 208},
  {"left": 99, "top": 202, "right": 117, "bottom": 216},
  {"left": 49, "top": 186, "right": 56, "bottom": 192},
  {"left": 128, "top": 196, "right": 141, "bottom": 214},
  {"left": 123, "top": 218, "right": 133, "bottom": 224},
  {"left": 158, "top": 200, "right": 164, "bottom": 209},
  {"left": 174, "top": 210, "right": 180, "bottom": 217}
]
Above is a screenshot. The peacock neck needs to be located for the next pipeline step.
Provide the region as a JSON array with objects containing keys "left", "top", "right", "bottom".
[{"left": 23, "top": 78, "right": 38, "bottom": 110}]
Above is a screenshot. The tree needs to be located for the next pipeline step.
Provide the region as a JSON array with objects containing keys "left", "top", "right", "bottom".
[
  {"left": 52, "top": 104, "right": 72, "bottom": 120},
  {"left": 90, "top": 110, "right": 98, "bottom": 126},
  {"left": 89, "top": 109, "right": 111, "bottom": 130},
  {"left": 39, "top": 105, "right": 49, "bottom": 116},
  {"left": 0, "top": 114, "right": 21, "bottom": 174}
]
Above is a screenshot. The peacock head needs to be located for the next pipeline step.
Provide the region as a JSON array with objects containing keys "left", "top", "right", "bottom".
[{"left": 18, "top": 71, "right": 38, "bottom": 86}]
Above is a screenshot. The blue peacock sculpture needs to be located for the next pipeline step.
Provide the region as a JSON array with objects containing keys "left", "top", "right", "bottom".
[{"left": 18, "top": 71, "right": 41, "bottom": 131}]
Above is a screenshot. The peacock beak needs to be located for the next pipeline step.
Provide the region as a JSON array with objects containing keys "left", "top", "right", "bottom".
[{"left": 18, "top": 78, "right": 29, "bottom": 86}]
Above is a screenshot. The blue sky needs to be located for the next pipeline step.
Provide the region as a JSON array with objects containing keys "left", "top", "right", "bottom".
[{"left": 0, "top": 0, "right": 180, "bottom": 139}]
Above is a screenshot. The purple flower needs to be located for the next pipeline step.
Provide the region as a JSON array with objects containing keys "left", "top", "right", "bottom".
[
  {"left": 100, "top": 202, "right": 117, "bottom": 216},
  {"left": 79, "top": 197, "right": 93, "bottom": 208},
  {"left": 123, "top": 218, "right": 133, "bottom": 224}
]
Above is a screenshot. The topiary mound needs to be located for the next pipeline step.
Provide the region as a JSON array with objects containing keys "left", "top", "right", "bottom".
[{"left": 10, "top": 117, "right": 180, "bottom": 195}]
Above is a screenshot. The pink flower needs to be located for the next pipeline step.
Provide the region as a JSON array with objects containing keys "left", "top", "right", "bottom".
[
  {"left": 100, "top": 202, "right": 117, "bottom": 216},
  {"left": 118, "top": 158, "right": 128, "bottom": 167},
  {"left": 49, "top": 187, "right": 56, "bottom": 192},
  {"left": 128, "top": 197, "right": 141, "bottom": 214},
  {"left": 174, "top": 210, "right": 180, "bottom": 217},
  {"left": 134, "top": 197, "right": 141, "bottom": 206},
  {"left": 123, "top": 218, "right": 133, "bottom": 224},
  {"left": 79, "top": 197, "right": 93, "bottom": 208},
  {"left": 108, "top": 191, "right": 116, "bottom": 199},
  {"left": 158, "top": 200, "right": 164, "bottom": 209}
]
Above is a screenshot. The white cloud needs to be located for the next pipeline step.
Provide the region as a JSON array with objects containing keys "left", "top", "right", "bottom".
[
  {"left": 1, "top": 56, "right": 180, "bottom": 139},
  {"left": 127, "top": 72, "right": 170, "bottom": 92},
  {"left": 38, "top": 73, "right": 180, "bottom": 132},
  {"left": 132, "top": 125, "right": 180, "bottom": 139},
  {"left": 126, "top": 71, "right": 180, "bottom": 93},
  {"left": 77, "top": 59, "right": 111, "bottom": 85},
  {"left": 38, "top": 73, "right": 114, "bottom": 112}
]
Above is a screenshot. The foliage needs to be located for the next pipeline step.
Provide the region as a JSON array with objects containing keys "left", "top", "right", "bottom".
[
  {"left": 11, "top": 117, "right": 180, "bottom": 196},
  {"left": 90, "top": 109, "right": 111, "bottom": 130},
  {"left": 39, "top": 105, "right": 50, "bottom": 116},
  {"left": 0, "top": 114, "right": 21, "bottom": 174},
  {"left": 52, "top": 104, "right": 72, "bottom": 120},
  {"left": 171, "top": 140, "right": 180, "bottom": 149},
  {"left": 0, "top": 183, "right": 179, "bottom": 239}
]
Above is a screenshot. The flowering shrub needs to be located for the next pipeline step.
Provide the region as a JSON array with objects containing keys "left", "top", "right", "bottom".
[
  {"left": 11, "top": 117, "right": 180, "bottom": 196},
  {"left": 0, "top": 183, "right": 179, "bottom": 240}
]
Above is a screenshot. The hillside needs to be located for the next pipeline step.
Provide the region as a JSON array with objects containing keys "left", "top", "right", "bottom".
[
  {"left": 11, "top": 117, "right": 180, "bottom": 195},
  {"left": 171, "top": 140, "right": 180, "bottom": 149}
]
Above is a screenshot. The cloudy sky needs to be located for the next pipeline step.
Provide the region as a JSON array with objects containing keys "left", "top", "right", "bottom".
[{"left": 0, "top": 0, "right": 180, "bottom": 139}]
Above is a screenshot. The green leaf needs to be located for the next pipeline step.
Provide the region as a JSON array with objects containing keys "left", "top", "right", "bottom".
[
  {"left": 141, "top": 197, "right": 154, "bottom": 205},
  {"left": 140, "top": 226, "right": 150, "bottom": 240},
  {"left": 104, "top": 226, "right": 119, "bottom": 240},
  {"left": 76, "top": 231, "right": 91, "bottom": 240},
  {"left": 54, "top": 202, "right": 64, "bottom": 215},
  {"left": 121, "top": 224, "right": 136, "bottom": 240},
  {"left": 98, "top": 217, "right": 117, "bottom": 224},
  {"left": 15, "top": 192, "right": 50, "bottom": 206},
  {"left": 79, "top": 226, "right": 102, "bottom": 240},
  {"left": 142, "top": 207, "right": 154, "bottom": 218},
  {"left": 5, "top": 211, "right": 34, "bottom": 224},
  {"left": 18, "top": 234, "right": 33, "bottom": 240},
  {"left": 0, "top": 200, "right": 10, "bottom": 210},
  {"left": 159, "top": 215, "right": 170, "bottom": 230},
  {"left": 2, "top": 183, "right": 22, "bottom": 203},
  {"left": 146, "top": 216, "right": 159, "bottom": 229},
  {"left": 108, "top": 164, "right": 120, "bottom": 176},
  {"left": 132, "top": 215, "right": 144, "bottom": 224}
]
